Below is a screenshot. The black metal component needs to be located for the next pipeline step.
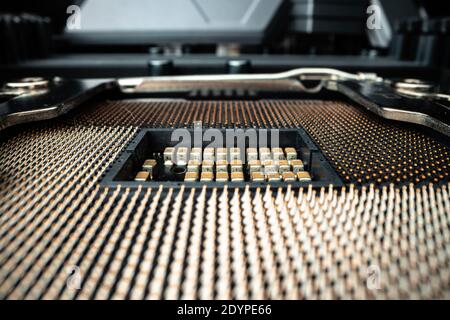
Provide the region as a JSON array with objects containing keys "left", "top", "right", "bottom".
[
  {"left": 148, "top": 59, "right": 174, "bottom": 76},
  {"left": 226, "top": 60, "right": 252, "bottom": 74},
  {"left": 337, "top": 80, "right": 450, "bottom": 138},
  {"left": 1, "top": 73, "right": 449, "bottom": 140},
  {"left": 0, "top": 78, "right": 115, "bottom": 131},
  {"left": 0, "top": 54, "right": 435, "bottom": 80}
]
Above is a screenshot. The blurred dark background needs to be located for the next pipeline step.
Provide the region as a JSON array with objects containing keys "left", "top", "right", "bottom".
[{"left": 1, "top": 0, "right": 450, "bottom": 84}]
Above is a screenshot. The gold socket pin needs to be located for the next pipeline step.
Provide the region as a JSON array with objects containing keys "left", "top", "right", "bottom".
[
  {"left": 290, "top": 159, "right": 304, "bottom": 173},
  {"left": 216, "top": 172, "right": 229, "bottom": 182},
  {"left": 285, "top": 147, "right": 297, "bottom": 160},
  {"left": 202, "top": 160, "right": 214, "bottom": 172},
  {"left": 297, "top": 171, "right": 312, "bottom": 181},
  {"left": 200, "top": 172, "right": 214, "bottom": 181},
  {"left": 251, "top": 172, "right": 265, "bottom": 182},
  {"left": 231, "top": 172, "right": 244, "bottom": 182},
  {"left": 184, "top": 172, "right": 198, "bottom": 182},
  {"left": 134, "top": 171, "right": 150, "bottom": 181},
  {"left": 282, "top": 171, "right": 296, "bottom": 181},
  {"left": 216, "top": 160, "right": 228, "bottom": 173},
  {"left": 142, "top": 159, "right": 157, "bottom": 171}
]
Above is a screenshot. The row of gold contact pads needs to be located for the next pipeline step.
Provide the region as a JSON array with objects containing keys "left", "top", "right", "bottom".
[
  {"left": 2, "top": 182, "right": 450, "bottom": 299},
  {"left": 134, "top": 147, "right": 311, "bottom": 183},
  {"left": 71, "top": 100, "right": 450, "bottom": 185},
  {"left": 162, "top": 146, "right": 298, "bottom": 163}
]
